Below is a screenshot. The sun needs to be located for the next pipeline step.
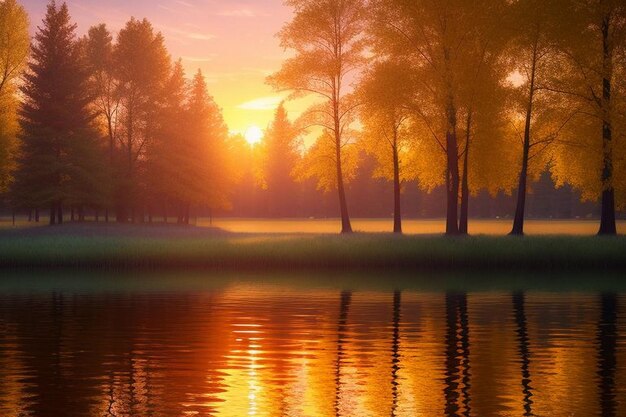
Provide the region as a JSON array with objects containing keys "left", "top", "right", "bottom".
[{"left": 244, "top": 125, "right": 263, "bottom": 145}]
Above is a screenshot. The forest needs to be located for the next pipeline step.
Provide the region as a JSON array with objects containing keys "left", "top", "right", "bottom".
[{"left": 0, "top": 0, "right": 624, "bottom": 235}]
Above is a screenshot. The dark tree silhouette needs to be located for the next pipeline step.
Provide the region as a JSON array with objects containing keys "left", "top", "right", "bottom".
[{"left": 13, "top": 1, "right": 106, "bottom": 225}]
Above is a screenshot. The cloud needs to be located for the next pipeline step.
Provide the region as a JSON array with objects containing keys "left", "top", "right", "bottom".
[
  {"left": 159, "top": 24, "right": 216, "bottom": 41},
  {"left": 238, "top": 95, "right": 285, "bottom": 111}
]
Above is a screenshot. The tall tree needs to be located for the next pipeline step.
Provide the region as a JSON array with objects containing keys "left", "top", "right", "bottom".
[
  {"left": 259, "top": 102, "right": 302, "bottom": 217},
  {"left": 268, "top": 0, "right": 367, "bottom": 233},
  {"left": 455, "top": 0, "right": 510, "bottom": 234},
  {"left": 146, "top": 60, "right": 188, "bottom": 222},
  {"left": 13, "top": 1, "right": 104, "bottom": 224},
  {"left": 549, "top": 0, "right": 626, "bottom": 235},
  {"left": 113, "top": 17, "right": 170, "bottom": 222},
  {"left": 358, "top": 60, "right": 413, "bottom": 233},
  {"left": 84, "top": 24, "right": 118, "bottom": 221},
  {"left": 182, "top": 70, "right": 232, "bottom": 222},
  {"left": 371, "top": 0, "right": 497, "bottom": 235},
  {"left": 507, "top": 0, "right": 567, "bottom": 235},
  {"left": 0, "top": 0, "right": 29, "bottom": 194}
]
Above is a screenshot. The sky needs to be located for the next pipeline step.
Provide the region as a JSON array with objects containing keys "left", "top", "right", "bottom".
[{"left": 21, "top": 0, "right": 303, "bottom": 136}]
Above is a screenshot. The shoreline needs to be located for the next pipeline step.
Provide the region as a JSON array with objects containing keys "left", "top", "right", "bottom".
[{"left": 0, "top": 223, "right": 624, "bottom": 272}]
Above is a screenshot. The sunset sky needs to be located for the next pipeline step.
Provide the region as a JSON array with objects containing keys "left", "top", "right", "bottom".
[{"left": 21, "top": 0, "right": 301, "bottom": 136}]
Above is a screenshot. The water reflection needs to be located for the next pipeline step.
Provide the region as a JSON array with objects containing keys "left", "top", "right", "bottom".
[
  {"left": 513, "top": 291, "right": 533, "bottom": 416},
  {"left": 0, "top": 284, "right": 624, "bottom": 417},
  {"left": 444, "top": 292, "right": 471, "bottom": 417},
  {"left": 597, "top": 293, "right": 618, "bottom": 417},
  {"left": 335, "top": 290, "right": 351, "bottom": 417},
  {"left": 390, "top": 290, "right": 400, "bottom": 417}
]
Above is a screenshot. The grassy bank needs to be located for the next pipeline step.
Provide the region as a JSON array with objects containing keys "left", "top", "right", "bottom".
[{"left": 0, "top": 223, "right": 624, "bottom": 271}]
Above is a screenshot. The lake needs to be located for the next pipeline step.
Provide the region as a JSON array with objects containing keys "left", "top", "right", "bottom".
[{"left": 0, "top": 273, "right": 624, "bottom": 416}]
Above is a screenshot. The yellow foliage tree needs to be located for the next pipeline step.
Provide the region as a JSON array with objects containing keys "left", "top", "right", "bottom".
[
  {"left": 268, "top": 0, "right": 367, "bottom": 233},
  {"left": 548, "top": 0, "right": 626, "bottom": 235},
  {"left": 357, "top": 60, "right": 414, "bottom": 233},
  {"left": 0, "top": 0, "right": 28, "bottom": 194},
  {"left": 371, "top": 0, "right": 511, "bottom": 234}
]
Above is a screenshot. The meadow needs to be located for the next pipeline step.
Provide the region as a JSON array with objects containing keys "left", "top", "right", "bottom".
[{"left": 0, "top": 218, "right": 624, "bottom": 271}]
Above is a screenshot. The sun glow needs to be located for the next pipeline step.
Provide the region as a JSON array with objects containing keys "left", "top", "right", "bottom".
[{"left": 244, "top": 125, "right": 263, "bottom": 145}]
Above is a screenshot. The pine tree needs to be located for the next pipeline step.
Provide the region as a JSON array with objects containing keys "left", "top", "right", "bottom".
[
  {"left": 260, "top": 103, "right": 301, "bottom": 217},
  {"left": 184, "top": 70, "right": 231, "bottom": 219},
  {"left": 12, "top": 1, "right": 105, "bottom": 224}
]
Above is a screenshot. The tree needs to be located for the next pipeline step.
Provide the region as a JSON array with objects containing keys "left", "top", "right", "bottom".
[
  {"left": 182, "top": 70, "right": 232, "bottom": 222},
  {"left": 0, "top": 0, "right": 29, "bottom": 97},
  {"left": 84, "top": 24, "right": 120, "bottom": 221},
  {"left": 113, "top": 17, "right": 170, "bottom": 222},
  {"left": 268, "top": 0, "right": 367, "bottom": 233},
  {"left": 13, "top": 1, "right": 105, "bottom": 224},
  {"left": 0, "top": 0, "right": 29, "bottom": 194},
  {"left": 371, "top": 0, "right": 499, "bottom": 235},
  {"left": 549, "top": 0, "right": 626, "bottom": 235},
  {"left": 258, "top": 103, "right": 302, "bottom": 217},
  {"left": 357, "top": 60, "right": 414, "bottom": 233},
  {"left": 454, "top": 0, "right": 511, "bottom": 234},
  {"left": 505, "top": 0, "right": 568, "bottom": 235},
  {"left": 146, "top": 60, "right": 188, "bottom": 222},
  {"left": 458, "top": 59, "right": 517, "bottom": 234}
]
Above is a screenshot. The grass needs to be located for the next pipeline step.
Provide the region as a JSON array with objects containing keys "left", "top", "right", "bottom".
[{"left": 0, "top": 222, "right": 624, "bottom": 271}]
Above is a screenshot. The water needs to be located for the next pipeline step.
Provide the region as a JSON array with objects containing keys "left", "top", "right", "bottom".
[{"left": 0, "top": 273, "right": 625, "bottom": 416}]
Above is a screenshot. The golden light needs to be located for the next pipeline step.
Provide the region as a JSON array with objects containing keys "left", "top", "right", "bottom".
[{"left": 244, "top": 126, "right": 263, "bottom": 146}]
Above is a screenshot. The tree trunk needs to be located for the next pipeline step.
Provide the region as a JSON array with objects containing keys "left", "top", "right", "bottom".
[
  {"left": 511, "top": 46, "right": 538, "bottom": 236},
  {"left": 459, "top": 112, "right": 472, "bottom": 235},
  {"left": 392, "top": 144, "right": 402, "bottom": 234},
  {"left": 28, "top": 210, "right": 33, "bottom": 222},
  {"left": 445, "top": 100, "right": 460, "bottom": 235},
  {"left": 50, "top": 204, "right": 56, "bottom": 225},
  {"left": 56, "top": 202, "right": 63, "bottom": 225},
  {"left": 598, "top": 14, "right": 616, "bottom": 235},
  {"left": 335, "top": 133, "right": 352, "bottom": 234},
  {"left": 35, "top": 209, "right": 40, "bottom": 223}
]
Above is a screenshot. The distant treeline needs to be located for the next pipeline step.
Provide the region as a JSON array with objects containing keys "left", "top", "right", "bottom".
[{"left": 0, "top": 0, "right": 624, "bottom": 235}]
